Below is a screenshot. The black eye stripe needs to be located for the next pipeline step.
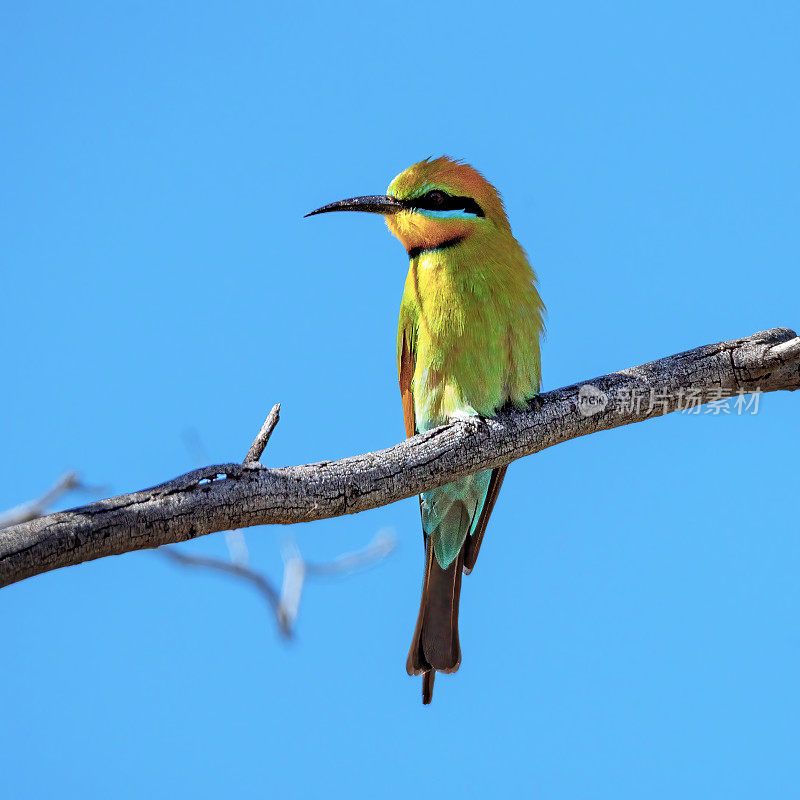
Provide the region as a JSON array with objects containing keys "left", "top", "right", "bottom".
[{"left": 405, "top": 190, "right": 485, "bottom": 217}]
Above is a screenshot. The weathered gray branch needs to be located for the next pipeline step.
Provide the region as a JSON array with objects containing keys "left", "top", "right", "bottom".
[{"left": 1, "top": 327, "right": 798, "bottom": 589}]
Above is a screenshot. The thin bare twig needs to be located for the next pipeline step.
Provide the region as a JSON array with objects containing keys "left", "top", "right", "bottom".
[
  {"left": 162, "top": 417, "right": 393, "bottom": 638},
  {"left": 0, "top": 472, "right": 103, "bottom": 531},
  {"left": 244, "top": 404, "right": 281, "bottom": 464},
  {"left": 277, "top": 529, "right": 398, "bottom": 631},
  {"left": 159, "top": 545, "right": 286, "bottom": 630},
  {"left": 304, "top": 529, "right": 397, "bottom": 576},
  {"left": 161, "top": 529, "right": 396, "bottom": 637},
  {"left": 224, "top": 530, "right": 251, "bottom": 566}
]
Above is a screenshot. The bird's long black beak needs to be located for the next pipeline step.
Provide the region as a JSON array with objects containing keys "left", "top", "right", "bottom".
[{"left": 305, "top": 195, "right": 406, "bottom": 218}]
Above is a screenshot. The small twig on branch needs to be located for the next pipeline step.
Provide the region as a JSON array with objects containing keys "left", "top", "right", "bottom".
[
  {"left": 159, "top": 545, "right": 286, "bottom": 630},
  {"left": 304, "top": 529, "right": 397, "bottom": 576},
  {"left": 160, "top": 529, "right": 396, "bottom": 637},
  {"left": 1, "top": 327, "right": 798, "bottom": 589},
  {"left": 244, "top": 404, "right": 281, "bottom": 464},
  {"left": 278, "top": 539, "right": 305, "bottom": 634},
  {"left": 0, "top": 472, "right": 103, "bottom": 531},
  {"left": 163, "top": 411, "right": 394, "bottom": 640},
  {"left": 277, "top": 529, "right": 397, "bottom": 632},
  {"left": 770, "top": 337, "right": 800, "bottom": 360},
  {"left": 224, "top": 530, "right": 251, "bottom": 566}
]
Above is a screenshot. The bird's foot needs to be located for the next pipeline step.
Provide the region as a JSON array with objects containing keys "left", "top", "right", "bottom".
[
  {"left": 528, "top": 394, "right": 544, "bottom": 413},
  {"left": 449, "top": 408, "right": 487, "bottom": 435}
]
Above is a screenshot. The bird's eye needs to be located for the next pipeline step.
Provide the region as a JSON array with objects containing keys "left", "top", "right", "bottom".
[
  {"left": 424, "top": 190, "right": 446, "bottom": 207},
  {"left": 408, "top": 189, "right": 485, "bottom": 217}
]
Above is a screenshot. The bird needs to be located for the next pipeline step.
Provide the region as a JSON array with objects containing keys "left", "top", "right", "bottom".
[{"left": 306, "top": 157, "right": 545, "bottom": 703}]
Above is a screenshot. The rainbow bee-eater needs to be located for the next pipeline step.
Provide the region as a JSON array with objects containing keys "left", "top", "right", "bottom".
[{"left": 307, "top": 157, "right": 544, "bottom": 703}]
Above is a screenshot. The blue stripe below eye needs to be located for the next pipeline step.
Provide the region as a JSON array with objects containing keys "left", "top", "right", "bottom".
[{"left": 414, "top": 208, "right": 480, "bottom": 219}]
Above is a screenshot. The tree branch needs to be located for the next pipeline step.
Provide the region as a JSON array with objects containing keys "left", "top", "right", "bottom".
[
  {"left": 1, "top": 327, "right": 797, "bottom": 589},
  {"left": 274, "top": 529, "right": 396, "bottom": 634},
  {"left": 244, "top": 403, "right": 281, "bottom": 464},
  {"left": 159, "top": 545, "right": 284, "bottom": 620},
  {"left": 0, "top": 472, "right": 102, "bottom": 531},
  {"left": 159, "top": 530, "right": 395, "bottom": 638}
]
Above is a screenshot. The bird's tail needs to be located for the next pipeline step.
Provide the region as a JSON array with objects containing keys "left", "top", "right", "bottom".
[{"left": 406, "top": 535, "right": 464, "bottom": 705}]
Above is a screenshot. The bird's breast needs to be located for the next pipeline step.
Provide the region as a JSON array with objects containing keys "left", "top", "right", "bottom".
[{"left": 406, "top": 256, "right": 540, "bottom": 430}]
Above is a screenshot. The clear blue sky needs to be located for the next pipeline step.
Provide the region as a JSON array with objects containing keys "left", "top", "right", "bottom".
[{"left": 2, "top": 2, "right": 799, "bottom": 798}]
